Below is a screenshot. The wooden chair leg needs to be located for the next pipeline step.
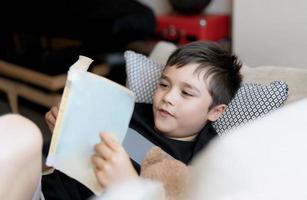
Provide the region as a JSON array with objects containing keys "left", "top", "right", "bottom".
[{"left": 7, "top": 92, "right": 18, "bottom": 113}]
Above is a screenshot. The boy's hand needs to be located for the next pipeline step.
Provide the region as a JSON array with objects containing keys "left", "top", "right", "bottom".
[
  {"left": 92, "top": 132, "right": 138, "bottom": 188},
  {"left": 45, "top": 105, "right": 59, "bottom": 132}
]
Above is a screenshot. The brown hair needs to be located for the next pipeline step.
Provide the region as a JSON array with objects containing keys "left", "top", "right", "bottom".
[{"left": 165, "top": 41, "right": 242, "bottom": 110}]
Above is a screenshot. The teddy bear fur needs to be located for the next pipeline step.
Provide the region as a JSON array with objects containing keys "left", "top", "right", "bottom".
[{"left": 140, "top": 146, "right": 189, "bottom": 200}]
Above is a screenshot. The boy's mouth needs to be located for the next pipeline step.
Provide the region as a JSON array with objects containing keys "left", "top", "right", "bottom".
[{"left": 158, "top": 108, "right": 175, "bottom": 118}]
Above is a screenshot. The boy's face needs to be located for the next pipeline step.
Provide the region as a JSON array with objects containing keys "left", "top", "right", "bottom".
[{"left": 153, "top": 63, "right": 219, "bottom": 141}]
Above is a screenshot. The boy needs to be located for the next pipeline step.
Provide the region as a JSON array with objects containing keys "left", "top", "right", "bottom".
[{"left": 43, "top": 41, "right": 242, "bottom": 199}]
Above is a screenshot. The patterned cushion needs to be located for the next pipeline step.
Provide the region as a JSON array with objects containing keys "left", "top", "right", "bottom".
[
  {"left": 212, "top": 81, "right": 288, "bottom": 135},
  {"left": 124, "top": 50, "right": 289, "bottom": 135},
  {"left": 125, "top": 50, "right": 164, "bottom": 103}
]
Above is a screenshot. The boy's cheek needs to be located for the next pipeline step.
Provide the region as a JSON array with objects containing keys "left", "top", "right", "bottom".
[
  {"left": 152, "top": 92, "right": 158, "bottom": 107},
  {"left": 152, "top": 89, "right": 158, "bottom": 100},
  {"left": 153, "top": 89, "right": 163, "bottom": 104}
]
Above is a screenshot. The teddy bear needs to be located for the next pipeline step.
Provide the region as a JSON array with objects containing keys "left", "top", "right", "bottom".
[{"left": 140, "top": 146, "right": 189, "bottom": 200}]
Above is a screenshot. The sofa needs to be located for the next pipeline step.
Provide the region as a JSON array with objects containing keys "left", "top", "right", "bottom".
[
  {"left": 0, "top": 114, "right": 43, "bottom": 200},
  {"left": 92, "top": 41, "right": 307, "bottom": 200},
  {"left": 2, "top": 41, "right": 306, "bottom": 200}
]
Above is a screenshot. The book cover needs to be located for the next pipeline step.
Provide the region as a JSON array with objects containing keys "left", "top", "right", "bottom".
[{"left": 46, "top": 56, "right": 135, "bottom": 195}]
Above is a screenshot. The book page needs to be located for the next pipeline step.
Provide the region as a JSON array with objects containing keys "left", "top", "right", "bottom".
[{"left": 46, "top": 67, "right": 135, "bottom": 195}]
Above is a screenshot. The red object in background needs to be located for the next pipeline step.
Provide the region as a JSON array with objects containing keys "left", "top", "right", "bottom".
[{"left": 156, "top": 14, "right": 230, "bottom": 44}]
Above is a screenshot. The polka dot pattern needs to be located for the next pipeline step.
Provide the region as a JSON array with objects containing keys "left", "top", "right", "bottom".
[
  {"left": 212, "top": 81, "right": 288, "bottom": 135},
  {"left": 125, "top": 51, "right": 164, "bottom": 103}
]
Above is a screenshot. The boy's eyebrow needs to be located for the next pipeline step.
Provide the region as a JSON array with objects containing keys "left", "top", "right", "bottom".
[
  {"left": 161, "top": 74, "right": 201, "bottom": 93},
  {"left": 183, "top": 83, "right": 200, "bottom": 93},
  {"left": 160, "top": 74, "right": 170, "bottom": 81}
]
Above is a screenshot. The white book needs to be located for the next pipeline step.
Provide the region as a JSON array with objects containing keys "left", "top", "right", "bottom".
[{"left": 46, "top": 56, "right": 135, "bottom": 195}]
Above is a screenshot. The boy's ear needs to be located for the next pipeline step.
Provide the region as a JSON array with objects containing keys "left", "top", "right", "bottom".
[{"left": 207, "top": 104, "right": 226, "bottom": 122}]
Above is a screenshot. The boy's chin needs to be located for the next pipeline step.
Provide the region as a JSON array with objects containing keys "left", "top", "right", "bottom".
[
  {"left": 154, "top": 121, "right": 172, "bottom": 135},
  {"left": 154, "top": 124, "right": 183, "bottom": 140}
]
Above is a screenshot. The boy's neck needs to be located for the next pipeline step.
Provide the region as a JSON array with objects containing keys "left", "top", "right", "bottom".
[
  {"left": 167, "top": 134, "right": 198, "bottom": 142},
  {"left": 154, "top": 126, "right": 198, "bottom": 141}
]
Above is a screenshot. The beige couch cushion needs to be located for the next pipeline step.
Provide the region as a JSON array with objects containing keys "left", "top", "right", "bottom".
[
  {"left": 241, "top": 65, "right": 307, "bottom": 103},
  {"left": 186, "top": 98, "right": 307, "bottom": 200},
  {"left": 0, "top": 114, "right": 43, "bottom": 200}
]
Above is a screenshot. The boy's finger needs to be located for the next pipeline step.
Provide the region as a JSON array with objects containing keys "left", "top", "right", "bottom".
[
  {"left": 94, "top": 143, "right": 112, "bottom": 160},
  {"left": 45, "top": 112, "right": 55, "bottom": 125},
  {"left": 94, "top": 169, "right": 107, "bottom": 188},
  {"left": 51, "top": 106, "right": 59, "bottom": 117},
  {"left": 92, "top": 155, "right": 106, "bottom": 170},
  {"left": 99, "top": 132, "right": 119, "bottom": 151}
]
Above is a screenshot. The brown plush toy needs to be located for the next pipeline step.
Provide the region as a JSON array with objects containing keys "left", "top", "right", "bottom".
[{"left": 140, "top": 146, "right": 189, "bottom": 200}]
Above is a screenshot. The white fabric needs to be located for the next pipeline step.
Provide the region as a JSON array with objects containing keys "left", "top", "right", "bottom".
[
  {"left": 0, "top": 114, "right": 43, "bottom": 200},
  {"left": 92, "top": 178, "right": 165, "bottom": 200},
  {"left": 185, "top": 98, "right": 307, "bottom": 200}
]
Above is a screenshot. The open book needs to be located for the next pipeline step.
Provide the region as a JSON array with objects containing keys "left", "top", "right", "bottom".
[{"left": 46, "top": 56, "right": 135, "bottom": 195}]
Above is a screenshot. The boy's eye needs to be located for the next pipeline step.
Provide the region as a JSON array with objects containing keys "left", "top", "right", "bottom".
[
  {"left": 182, "top": 91, "right": 193, "bottom": 97},
  {"left": 158, "top": 82, "right": 168, "bottom": 88}
]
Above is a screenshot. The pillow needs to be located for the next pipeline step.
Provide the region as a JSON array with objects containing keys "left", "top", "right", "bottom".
[
  {"left": 241, "top": 65, "right": 307, "bottom": 104},
  {"left": 124, "top": 51, "right": 289, "bottom": 135},
  {"left": 212, "top": 81, "right": 288, "bottom": 135},
  {"left": 125, "top": 50, "right": 164, "bottom": 103}
]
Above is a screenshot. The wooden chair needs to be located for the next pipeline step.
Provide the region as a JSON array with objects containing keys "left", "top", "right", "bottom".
[{"left": 0, "top": 59, "right": 109, "bottom": 113}]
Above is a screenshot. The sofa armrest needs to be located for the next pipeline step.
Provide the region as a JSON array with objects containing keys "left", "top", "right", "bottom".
[
  {"left": 0, "top": 114, "right": 42, "bottom": 200},
  {"left": 241, "top": 65, "right": 307, "bottom": 103}
]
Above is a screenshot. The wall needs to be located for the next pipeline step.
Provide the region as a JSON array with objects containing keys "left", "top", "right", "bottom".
[{"left": 233, "top": 0, "right": 307, "bottom": 68}]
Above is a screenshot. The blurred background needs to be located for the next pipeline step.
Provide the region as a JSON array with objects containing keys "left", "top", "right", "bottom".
[{"left": 1, "top": 0, "right": 307, "bottom": 155}]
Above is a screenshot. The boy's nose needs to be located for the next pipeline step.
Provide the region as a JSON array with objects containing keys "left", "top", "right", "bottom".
[{"left": 163, "top": 89, "right": 178, "bottom": 105}]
